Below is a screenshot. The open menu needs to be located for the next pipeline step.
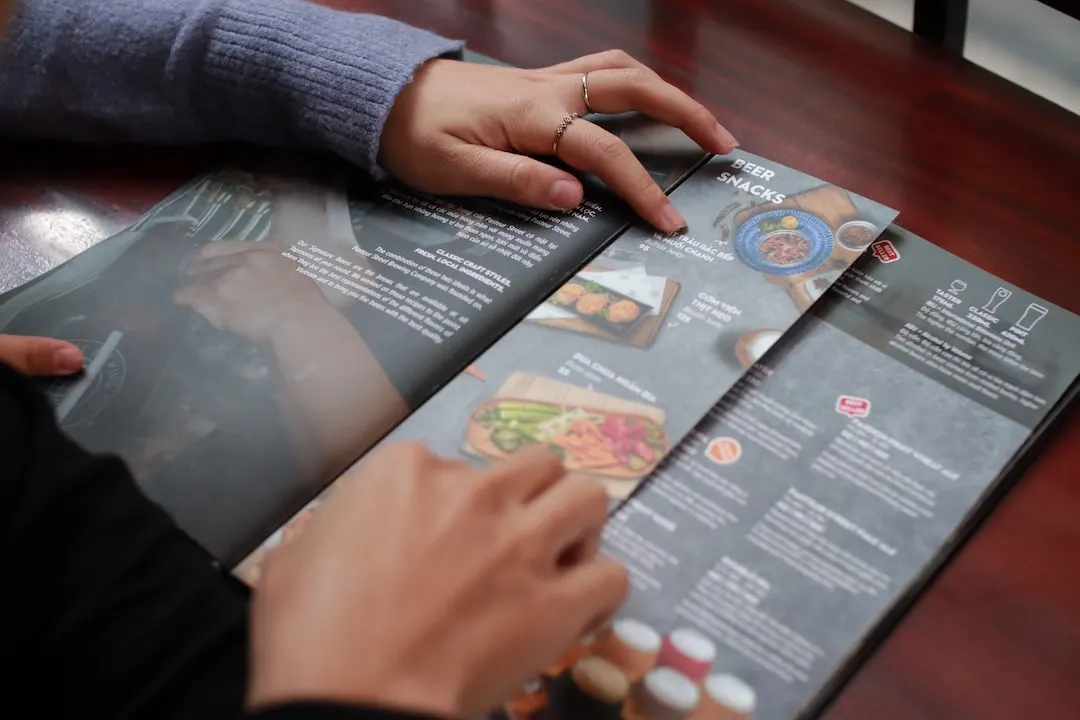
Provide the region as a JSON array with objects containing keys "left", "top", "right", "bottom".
[
  {"left": 230, "top": 156, "right": 896, "bottom": 580},
  {"left": 8, "top": 83, "right": 1079, "bottom": 720},
  {"left": 239, "top": 223, "right": 1080, "bottom": 719},
  {"left": 411, "top": 228, "right": 1079, "bottom": 719},
  {"left": 0, "top": 123, "right": 895, "bottom": 568},
  {"left": 10, "top": 57, "right": 1078, "bottom": 720}
]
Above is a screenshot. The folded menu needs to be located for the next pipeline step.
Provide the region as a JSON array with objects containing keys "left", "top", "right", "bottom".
[
  {"left": 0, "top": 120, "right": 896, "bottom": 570},
  {"left": 496, "top": 228, "right": 1080, "bottom": 719},
  {"left": 237, "top": 224, "right": 1080, "bottom": 720},
  {"left": 229, "top": 153, "right": 896, "bottom": 582},
  {"left": 6, "top": 130, "right": 1076, "bottom": 720},
  {"left": 10, "top": 45, "right": 1074, "bottom": 720}
]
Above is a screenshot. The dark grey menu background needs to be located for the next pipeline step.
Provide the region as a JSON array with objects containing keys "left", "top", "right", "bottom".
[
  {"left": 818, "top": 227, "right": 1077, "bottom": 428},
  {"left": 338, "top": 116, "right": 706, "bottom": 408},
  {"left": 0, "top": 126, "right": 703, "bottom": 566},
  {"left": 381, "top": 153, "right": 896, "bottom": 485},
  {"left": 596, "top": 231, "right": 1080, "bottom": 720}
]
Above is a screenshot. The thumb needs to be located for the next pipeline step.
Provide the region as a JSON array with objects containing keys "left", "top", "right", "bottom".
[
  {"left": 0, "top": 334, "right": 84, "bottom": 376},
  {"left": 450, "top": 146, "right": 584, "bottom": 212}
]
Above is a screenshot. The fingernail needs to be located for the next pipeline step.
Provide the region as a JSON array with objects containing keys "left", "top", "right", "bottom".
[
  {"left": 549, "top": 179, "right": 582, "bottom": 210},
  {"left": 661, "top": 203, "right": 687, "bottom": 232},
  {"left": 715, "top": 122, "right": 739, "bottom": 153},
  {"left": 54, "top": 348, "right": 83, "bottom": 373}
]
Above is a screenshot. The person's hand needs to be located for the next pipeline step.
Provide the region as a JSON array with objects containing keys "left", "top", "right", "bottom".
[
  {"left": 173, "top": 241, "right": 335, "bottom": 344},
  {"left": 0, "top": 334, "right": 84, "bottom": 376},
  {"left": 247, "top": 443, "right": 628, "bottom": 718},
  {"left": 380, "top": 49, "right": 738, "bottom": 233}
]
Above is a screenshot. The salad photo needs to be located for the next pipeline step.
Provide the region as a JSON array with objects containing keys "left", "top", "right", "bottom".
[{"left": 466, "top": 399, "right": 669, "bottom": 478}]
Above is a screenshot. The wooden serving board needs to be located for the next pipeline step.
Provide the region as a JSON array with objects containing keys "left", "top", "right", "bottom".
[
  {"left": 733, "top": 184, "right": 867, "bottom": 312},
  {"left": 529, "top": 265, "right": 680, "bottom": 348},
  {"left": 461, "top": 372, "right": 667, "bottom": 500}
]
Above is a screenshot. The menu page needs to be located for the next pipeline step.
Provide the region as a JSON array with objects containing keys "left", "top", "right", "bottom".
[
  {"left": 0, "top": 120, "right": 703, "bottom": 567},
  {"left": 494, "top": 227, "right": 1080, "bottom": 720},
  {"left": 235, "top": 152, "right": 898, "bottom": 583}
]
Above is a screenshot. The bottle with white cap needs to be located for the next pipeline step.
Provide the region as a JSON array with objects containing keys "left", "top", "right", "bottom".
[
  {"left": 691, "top": 673, "right": 757, "bottom": 720},
  {"left": 547, "top": 655, "right": 629, "bottom": 720},
  {"left": 657, "top": 628, "right": 717, "bottom": 683},
  {"left": 623, "top": 666, "right": 700, "bottom": 720},
  {"left": 592, "top": 618, "right": 663, "bottom": 683}
]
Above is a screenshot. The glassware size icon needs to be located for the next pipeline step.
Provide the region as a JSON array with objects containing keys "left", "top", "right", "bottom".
[
  {"left": 1016, "top": 303, "right": 1048, "bottom": 331},
  {"left": 983, "top": 287, "right": 1011, "bottom": 314}
]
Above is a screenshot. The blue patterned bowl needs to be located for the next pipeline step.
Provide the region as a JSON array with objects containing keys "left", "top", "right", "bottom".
[{"left": 734, "top": 209, "right": 834, "bottom": 276}]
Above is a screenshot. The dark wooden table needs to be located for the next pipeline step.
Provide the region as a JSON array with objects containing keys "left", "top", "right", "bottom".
[{"left": 4, "top": 0, "right": 1080, "bottom": 717}]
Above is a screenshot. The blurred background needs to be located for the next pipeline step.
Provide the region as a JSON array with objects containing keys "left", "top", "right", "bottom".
[{"left": 847, "top": 0, "right": 1080, "bottom": 114}]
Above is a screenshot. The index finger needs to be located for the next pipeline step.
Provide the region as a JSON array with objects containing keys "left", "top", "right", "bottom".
[
  {"left": 579, "top": 67, "right": 737, "bottom": 154},
  {"left": 538, "top": 48, "right": 645, "bottom": 75},
  {"left": 554, "top": 119, "right": 687, "bottom": 232},
  {"left": 485, "top": 445, "right": 568, "bottom": 503},
  {"left": 550, "top": 557, "right": 630, "bottom": 646}
]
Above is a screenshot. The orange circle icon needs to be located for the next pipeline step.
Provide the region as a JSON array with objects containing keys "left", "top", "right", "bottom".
[{"left": 705, "top": 437, "right": 742, "bottom": 465}]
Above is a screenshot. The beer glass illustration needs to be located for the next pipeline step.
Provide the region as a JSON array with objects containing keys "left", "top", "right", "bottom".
[
  {"left": 1017, "top": 303, "right": 1048, "bottom": 331},
  {"left": 983, "top": 287, "right": 1011, "bottom": 314}
]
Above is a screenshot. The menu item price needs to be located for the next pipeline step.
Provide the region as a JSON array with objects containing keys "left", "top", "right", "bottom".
[{"left": 468, "top": 399, "right": 669, "bottom": 476}]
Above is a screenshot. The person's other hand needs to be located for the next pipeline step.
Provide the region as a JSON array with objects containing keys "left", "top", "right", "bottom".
[
  {"left": 380, "top": 50, "right": 738, "bottom": 233},
  {"left": 247, "top": 444, "right": 628, "bottom": 717},
  {"left": 0, "top": 334, "right": 84, "bottom": 376},
  {"left": 173, "top": 241, "right": 334, "bottom": 344}
]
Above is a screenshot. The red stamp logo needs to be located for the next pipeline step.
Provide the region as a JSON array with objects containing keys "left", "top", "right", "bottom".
[
  {"left": 836, "top": 395, "right": 871, "bottom": 418},
  {"left": 871, "top": 240, "right": 900, "bottom": 264}
]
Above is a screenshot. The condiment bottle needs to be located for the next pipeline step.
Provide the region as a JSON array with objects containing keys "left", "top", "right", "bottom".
[
  {"left": 691, "top": 674, "right": 756, "bottom": 720},
  {"left": 547, "top": 656, "right": 630, "bottom": 720},
  {"left": 623, "top": 667, "right": 700, "bottom": 720},
  {"left": 591, "top": 618, "right": 663, "bottom": 683}
]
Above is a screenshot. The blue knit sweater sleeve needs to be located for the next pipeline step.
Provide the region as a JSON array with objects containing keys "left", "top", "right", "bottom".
[{"left": 0, "top": 0, "right": 463, "bottom": 175}]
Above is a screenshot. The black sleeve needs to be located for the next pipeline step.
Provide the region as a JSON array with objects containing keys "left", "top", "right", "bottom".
[
  {"left": 0, "top": 360, "right": 449, "bottom": 720},
  {"left": 0, "top": 360, "right": 250, "bottom": 719}
]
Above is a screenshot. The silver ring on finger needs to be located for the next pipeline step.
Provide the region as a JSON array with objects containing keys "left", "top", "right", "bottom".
[
  {"left": 581, "top": 72, "right": 594, "bottom": 115},
  {"left": 553, "top": 112, "right": 580, "bottom": 155}
]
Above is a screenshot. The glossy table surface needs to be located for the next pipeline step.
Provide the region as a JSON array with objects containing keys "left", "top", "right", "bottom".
[{"left": 4, "top": 1, "right": 1080, "bottom": 717}]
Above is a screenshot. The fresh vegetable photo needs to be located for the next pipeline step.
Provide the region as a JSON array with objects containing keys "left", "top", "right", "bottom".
[{"left": 467, "top": 399, "right": 669, "bottom": 477}]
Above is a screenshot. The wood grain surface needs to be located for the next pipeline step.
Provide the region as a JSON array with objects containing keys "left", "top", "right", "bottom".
[{"left": 2, "top": 1, "right": 1079, "bottom": 717}]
